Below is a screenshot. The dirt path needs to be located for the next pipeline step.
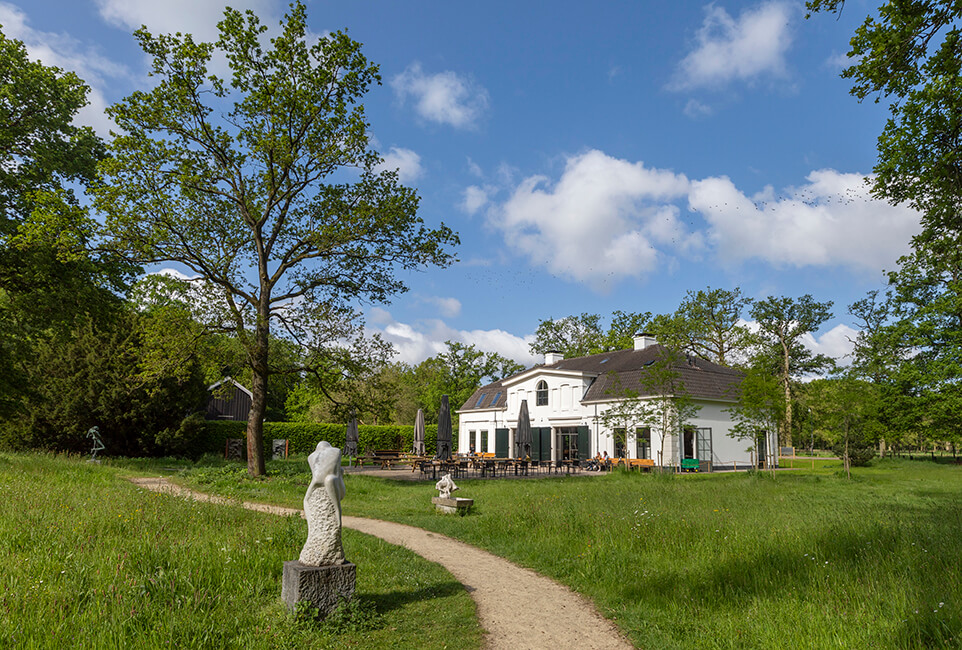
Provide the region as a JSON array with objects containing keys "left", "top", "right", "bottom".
[{"left": 129, "top": 476, "right": 631, "bottom": 650}]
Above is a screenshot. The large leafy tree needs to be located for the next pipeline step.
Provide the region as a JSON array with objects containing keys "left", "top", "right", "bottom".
[
  {"left": 806, "top": 0, "right": 962, "bottom": 244},
  {"left": 0, "top": 30, "right": 103, "bottom": 234},
  {"left": 750, "top": 295, "right": 834, "bottom": 447},
  {"left": 528, "top": 310, "right": 652, "bottom": 359},
  {"left": 807, "top": 1, "right": 962, "bottom": 448},
  {"left": 414, "top": 341, "right": 524, "bottom": 425},
  {"left": 650, "top": 286, "right": 753, "bottom": 367},
  {"left": 96, "top": 4, "right": 457, "bottom": 475},
  {"left": 0, "top": 29, "right": 132, "bottom": 420}
]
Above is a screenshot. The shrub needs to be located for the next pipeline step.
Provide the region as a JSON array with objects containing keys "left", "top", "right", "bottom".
[
  {"left": 154, "top": 412, "right": 208, "bottom": 458},
  {"left": 193, "top": 420, "right": 442, "bottom": 458}
]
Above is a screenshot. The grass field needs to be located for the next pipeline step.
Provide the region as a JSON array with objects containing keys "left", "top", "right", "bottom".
[
  {"left": 0, "top": 453, "right": 481, "bottom": 649},
  {"left": 6, "top": 452, "right": 962, "bottom": 648},
  {"left": 161, "top": 455, "right": 962, "bottom": 649}
]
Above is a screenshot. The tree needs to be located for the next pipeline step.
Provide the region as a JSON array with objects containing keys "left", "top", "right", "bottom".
[
  {"left": 2, "top": 310, "right": 207, "bottom": 455},
  {"left": 599, "top": 373, "right": 654, "bottom": 465},
  {"left": 414, "top": 341, "right": 524, "bottom": 425},
  {"left": 0, "top": 30, "right": 103, "bottom": 236},
  {"left": 95, "top": 3, "right": 457, "bottom": 476},
  {"left": 806, "top": 1, "right": 962, "bottom": 246},
  {"left": 529, "top": 313, "right": 604, "bottom": 359},
  {"left": 640, "top": 346, "right": 701, "bottom": 468},
  {"left": 727, "top": 366, "right": 783, "bottom": 472},
  {"left": 529, "top": 310, "right": 651, "bottom": 359},
  {"left": 650, "top": 287, "right": 753, "bottom": 367},
  {"left": 807, "top": 2, "right": 962, "bottom": 451},
  {"left": 0, "top": 30, "right": 134, "bottom": 420},
  {"left": 749, "top": 295, "right": 834, "bottom": 447},
  {"left": 804, "top": 377, "right": 882, "bottom": 477}
]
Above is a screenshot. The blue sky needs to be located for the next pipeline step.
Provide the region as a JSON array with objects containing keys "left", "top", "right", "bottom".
[{"left": 4, "top": 0, "right": 918, "bottom": 367}]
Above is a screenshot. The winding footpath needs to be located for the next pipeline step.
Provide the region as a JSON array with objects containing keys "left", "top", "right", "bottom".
[{"left": 129, "top": 476, "right": 631, "bottom": 650}]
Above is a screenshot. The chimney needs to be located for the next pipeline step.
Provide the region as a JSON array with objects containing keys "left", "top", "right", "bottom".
[
  {"left": 544, "top": 350, "right": 564, "bottom": 365},
  {"left": 633, "top": 333, "right": 657, "bottom": 350}
]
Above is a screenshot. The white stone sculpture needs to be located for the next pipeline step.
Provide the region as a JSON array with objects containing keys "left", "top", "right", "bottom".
[
  {"left": 299, "top": 441, "right": 347, "bottom": 566},
  {"left": 435, "top": 473, "right": 458, "bottom": 499}
]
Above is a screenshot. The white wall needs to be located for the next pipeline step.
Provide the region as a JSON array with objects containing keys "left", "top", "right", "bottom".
[{"left": 458, "top": 370, "right": 753, "bottom": 468}]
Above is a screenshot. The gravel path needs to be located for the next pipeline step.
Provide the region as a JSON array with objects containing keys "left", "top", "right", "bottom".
[{"left": 129, "top": 476, "right": 631, "bottom": 650}]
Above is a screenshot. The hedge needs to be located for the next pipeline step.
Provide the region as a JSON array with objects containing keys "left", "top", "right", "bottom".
[{"left": 197, "top": 420, "right": 444, "bottom": 458}]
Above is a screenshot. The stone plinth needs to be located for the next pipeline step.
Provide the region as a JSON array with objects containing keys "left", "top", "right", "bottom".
[
  {"left": 281, "top": 561, "right": 356, "bottom": 616},
  {"left": 432, "top": 496, "right": 474, "bottom": 515}
]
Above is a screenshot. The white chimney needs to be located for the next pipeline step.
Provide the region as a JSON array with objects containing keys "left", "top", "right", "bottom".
[
  {"left": 544, "top": 350, "right": 564, "bottom": 365},
  {"left": 633, "top": 333, "right": 657, "bottom": 350}
]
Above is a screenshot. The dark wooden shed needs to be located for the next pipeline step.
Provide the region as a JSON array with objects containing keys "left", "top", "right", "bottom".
[{"left": 206, "top": 377, "right": 252, "bottom": 421}]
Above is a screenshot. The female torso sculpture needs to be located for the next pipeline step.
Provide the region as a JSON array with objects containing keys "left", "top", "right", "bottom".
[{"left": 299, "top": 441, "right": 347, "bottom": 566}]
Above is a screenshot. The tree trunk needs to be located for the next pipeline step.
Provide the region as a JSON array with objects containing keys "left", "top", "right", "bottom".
[
  {"left": 844, "top": 420, "right": 851, "bottom": 480},
  {"left": 245, "top": 305, "right": 270, "bottom": 477},
  {"left": 781, "top": 338, "right": 793, "bottom": 448}
]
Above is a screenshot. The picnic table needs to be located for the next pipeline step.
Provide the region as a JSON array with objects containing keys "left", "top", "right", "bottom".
[{"left": 354, "top": 450, "right": 424, "bottom": 469}]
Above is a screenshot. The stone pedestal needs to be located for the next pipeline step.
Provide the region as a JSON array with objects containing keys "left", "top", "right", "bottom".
[
  {"left": 432, "top": 496, "right": 474, "bottom": 515},
  {"left": 281, "top": 561, "right": 356, "bottom": 616}
]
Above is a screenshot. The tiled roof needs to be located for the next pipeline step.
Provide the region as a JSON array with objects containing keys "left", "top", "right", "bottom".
[{"left": 457, "top": 345, "right": 742, "bottom": 411}]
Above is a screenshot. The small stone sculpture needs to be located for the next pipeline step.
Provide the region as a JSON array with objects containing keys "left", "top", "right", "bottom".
[
  {"left": 435, "top": 473, "right": 458, "bottom": 499},
  {"left": 86, "top": 426, "right": 104, "bottom": 462},
  {"left": 299, "top": 441, "right": 347, "bottom": 566}
]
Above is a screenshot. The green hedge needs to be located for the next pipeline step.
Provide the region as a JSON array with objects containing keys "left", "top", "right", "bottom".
[{"left": 197, "top": 420, "right": 443, "bottom": 458}]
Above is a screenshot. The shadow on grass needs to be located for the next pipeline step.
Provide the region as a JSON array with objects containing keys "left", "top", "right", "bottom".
[
  {"left": 359, "top": 580, "right": 466, "bottom": 615},
  {"left": 615, "top": 487, "right": 962, "bottom": 645}
]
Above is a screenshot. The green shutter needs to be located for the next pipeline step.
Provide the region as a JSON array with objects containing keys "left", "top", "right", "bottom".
[
  {"left": 495, "top": 428, "right": 508, "bottom": 458},
  {"left": 577, "top": 425, "right": 590, "bottom": 461},
  {"left": 539, "top": 428, "right": 552, "bottom": 462}
]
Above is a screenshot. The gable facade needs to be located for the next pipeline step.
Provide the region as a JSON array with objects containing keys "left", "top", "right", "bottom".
[
  {"left": 457, "top": 337, "right": 758, "bottom": 470},
  {"left": 206, "top": 377, "right": 253, "bottom": 421}
]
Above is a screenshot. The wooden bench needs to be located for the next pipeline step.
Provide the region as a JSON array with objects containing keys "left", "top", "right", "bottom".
[{"left": 610, "top": 458, "right": 655, "bottom": 471}]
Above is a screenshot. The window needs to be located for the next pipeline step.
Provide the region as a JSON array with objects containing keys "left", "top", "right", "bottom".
[
  {"left": 536, "top": 380, "right": 548, "bottom": 406},
  {"left": 491, "top": 391, "right": 502, "bottom": 406},
  {"left": 614, "top": 430, "right": 626, "bottom": 459},
  {"left": 636, "top": 427, "right": 651, "bottom": 460},
  {"left": 480, "top": 430, "right": 489, "bottom": 452},
  {"left": 557, "top": 427, "right": 579, "bottom": 460},
  {"left": 475, "top": 393, "right": 487, "bottom": 408},
  {"left": 695, "top": 427, "right": 712, "bottom": 461}
]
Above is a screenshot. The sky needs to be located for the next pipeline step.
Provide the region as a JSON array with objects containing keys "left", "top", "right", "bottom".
[{"left": 4, "top": 0, "right": 917, "bottom": 368}]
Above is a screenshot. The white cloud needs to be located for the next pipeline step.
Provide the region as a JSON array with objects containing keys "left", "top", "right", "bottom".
[
  {"left": 94, "top": 0, "right": 276, "bottom": 42},
  {"left": 671, "top": 1, "right": 794, "bottom": 91},
  {"left": 461, "top": 185, "right": 490, "bottom": 215},
  {"left": 683, "top": 99, "right": 713, "bottom": 119},
  {"left": 0, "top": 2, "right": 130, "bottom": 136},
  {"left": 801, "top": 323, "right": 858, "bottom": 364},
  {"left": 690, "top": 169, "right": 921, "bottom": 272},
  {"left": 367, "top": 310, "right": 537, "bottom": 367},
  {"left": 466, "top": 158, "right": 484, "bottom": 178},
  {"left": 422, "top": 296, "right": 462, "bottom": 318},
  {"left": 487, "top": 149, "right": 693, "bottom": 290},
  {"left": 376, "top": 147, "right": 423, "bottom": 184},
  {"left": 391, "top": 62, "right": 489, "bottom": 129}
]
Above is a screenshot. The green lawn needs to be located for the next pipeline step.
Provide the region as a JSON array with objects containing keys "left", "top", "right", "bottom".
[
  {"left": 9, "top": 452, "right": 962, "bottom": 648},
  {"left": 0, "top": 453, "right": 481, "bottom": 649},
  {"left": 163, "top": 456, "right": 962, "bottom": 649}
]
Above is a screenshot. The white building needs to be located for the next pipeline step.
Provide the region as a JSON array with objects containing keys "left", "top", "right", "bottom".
[{"left": 457, "top": 335, "right": 763, "bottom": 470}]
